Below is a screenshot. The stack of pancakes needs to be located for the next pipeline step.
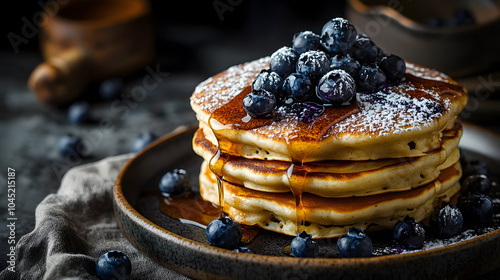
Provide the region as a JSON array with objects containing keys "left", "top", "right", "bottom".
[{"left": 190, "top": 57, "right": 468, "bottom": 238}]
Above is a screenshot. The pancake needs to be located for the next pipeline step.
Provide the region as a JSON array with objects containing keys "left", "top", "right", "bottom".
[
  {"left": 199, "top": 161, "right": 462, "bottom": 238},
  {"left": 193, "top": 123, "right": 462, "bottom": 197},
  {"left": 191, "top": 58, "right": 468, "bottom": 162}
]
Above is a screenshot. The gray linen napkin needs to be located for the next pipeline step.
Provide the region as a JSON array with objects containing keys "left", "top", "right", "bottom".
[{"left": 0, "top": 154, "right": 190, "bottom": 280}]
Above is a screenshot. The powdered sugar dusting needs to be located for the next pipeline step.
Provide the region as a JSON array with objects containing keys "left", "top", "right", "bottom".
[{"left": 406, "top": 62, "right": 451, "bottom": 83}]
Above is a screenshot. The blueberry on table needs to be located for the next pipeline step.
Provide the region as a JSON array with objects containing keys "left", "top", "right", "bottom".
[
  {"left": 458, "top": 193, "right": 493, "bottom": 225},
  {"left": 337, "top": 227, "right": 373, "bottom": 258},
  {"left": 252, "top": 69, "right": 283, "bottom": 99},
  {"left": 356, "top": 64, "right": 386, "bottom": 92},
  {"left": 330, "top": 54, "right": 361, "bottom": 78},
  {"left": 320, "top": 17, "right": 357, "bottom": 55},
  {"left": 379, "top": 54, "right": 406, "bottom": 82},
  {"left": 281, "top": 73, "right": 313, "bottom": 103},
  {"left": 393, "top": 216, "right": 425, "bottom": 249},
  {"left": 242, "top": 89, "right": 276, "bottom": 118},
  {"left": 290, "top": 231, "right": 319, "bottom": 258},
  {"left": 462, "top": 175, "right": 492, "bottom": 195},
  {"left": 430, "top": 205, "right": 464, "bottom": 237},
  {"left": 58, "top": 134, "right": 83, "bottom": 157},
  {"left": 131, "top": 132, "right": 157, "bottom": 153},
  {"left": 68, "top": 101, "right": 90, "bottom": 124},
  {"left": 95, "top": 250, "right": 131, "bottom": 280},
  {"left": 159, "top": 169, "right": 191, "bottom": 196},
  {"left": 99, "top": 78, "right": 123, "bottom": 100},
  {"left": 296, "top": 51, "right": 330, "bottom": 81},
  {"left": 270, "top": 46, "right": 298, "bottom": 78},
  {"left": 206, "top": 216, "right": 242, "bottom": 249},
  {"left": 292, "top": 31, "right": 323, "bottom": 54},
  {"left": 349, "top": 36, "right": 383, "bottom": 64},
  {"left": 316, "top": 69, "right": 356, "bottom": 105}
]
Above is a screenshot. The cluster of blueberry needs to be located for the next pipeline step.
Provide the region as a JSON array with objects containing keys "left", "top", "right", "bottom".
[{"left": 243, "top": 17, "right": 406, "bottom": 123}]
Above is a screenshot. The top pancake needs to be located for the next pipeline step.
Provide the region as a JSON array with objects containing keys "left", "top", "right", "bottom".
[{"left": 191, "top": 57, "right": 468, "bottom": 162}]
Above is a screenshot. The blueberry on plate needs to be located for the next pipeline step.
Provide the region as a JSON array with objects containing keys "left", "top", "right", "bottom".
[
  {"left": 95, "top": 250, "right": 131, "bottom": 280},
  {"left": 316, "top": 69, "right": 356, "bottom": 105},
  {"left": 463, "top": 159, "right": 490, "bottom": 178},
  {"left": 292, "top": 31, "right": 323, "bottom": 54},
  {"left": 68, "top": 101, "right": 90, "bottom": 124},
  {"left": 452, "top": 8, "right": 475, "bottom": 26},
  {"left": 330, "top": 54, "right": 361, "bottom": 78},
  {"left": 349, "top": 36, "right": 383, "bottom": 64},
  {"left": 430, "top": 204, "right": 464, "bottom": 237},
  {"left": 99, "top": 78, "right": 123, "bottom": 100},
  {"left": 320, "top": 17, "right": 357, "bottom": 55},
  {"left": 393, "top": 216, "right": 425, "bottom": 249},
  {"left": 356, "top": 64, "right": 386, "bottom": 92},
  {"left": 270, "top": 46, "right": 299, "bottom": 78},
  {"left": 337, "top": 227, "right": 373, "bottom": 258},
  {"left": 290, "top": 231, "right": 319, "bottom": 258},
  {"left": 131, "top": 132, "right": 157, "bottom": 153},
  {"left": 242, "top": 89, "right": 276, "bottom": 118},
  {"left": 58, "top": 134, "right": 83, "bottom": 157},
  {"left": 379, "top": 54, "right": 406, "bottom": 82},
  {"left": 159, "top": 169, "right": 191, "bottom": 196},
  {"left": 232, "top": 247, "right": 255, "bottom": 254},
  {"left": 462, "top": 175, "right": 492, "bottom": 195},
  {"left": 282, "top": 73, "right": 313, "bottom": 103},
  {"left": 458, "top": 192, "right": 493, "bottom": 225},
  {"left": 296, "top": 50, "right": 330, "bottom": 81},
  {"left": 252, "top": 69, "right": 283, "bottom": 99},
  {"left": 206, "top": 216, "right": 242, "bottom": 249},
  {"left": 291, "top": 102, "right": 325, "bottom": 124}
]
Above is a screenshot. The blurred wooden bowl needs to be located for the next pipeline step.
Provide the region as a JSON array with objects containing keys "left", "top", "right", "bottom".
[{"left": 29, "top": 0, "right": 154, "bottom": 106}]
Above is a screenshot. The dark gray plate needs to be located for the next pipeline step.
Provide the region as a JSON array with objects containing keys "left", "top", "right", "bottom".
[{"left": 114, "top": 123, "right": 500, "bottom": 280}]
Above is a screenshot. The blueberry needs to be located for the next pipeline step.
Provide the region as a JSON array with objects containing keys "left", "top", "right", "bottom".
[
  {"left": 452, "top": 8, "right": 475, "bottom": 26},
  {"left": 232, "top": 247, "right": 255, "bottom": 254},
  {"left": 68, "top": 101, "right": 90, "bottom": 124},
  {"left": 349, "top": 36, "right": 383, "bottom": 64},
  {"left": 282, "top": 73, "right": 313, "bottom": 103},
  {"left": 270, "top": 46, "right": 298, "bottom": 78},
  {"left": 58, "top": 134, "right": 83, "bottom": 157},
  {"left": 99, "top": 78, "right": 123, "bottom": 100},
  {"left": 393, "top": 216, "right": 425, "bottom": 249},
  {"left": 290, "top": 231, "right": 319, "bottom": 258},
  {"left": 356, "top": 64, "right": 386, "bottom": 92},
  {"left": 292, "top": 31, "right": 323, "bottom": 54},
  {"left": 95, "top": 250, "right": 131, "bottom": 280},
  {"left": 463, "top": 159, "right": 490, "bottom": 178},
  {"left": 430, "top": 205, "right": 464, "bottom": 237},
  {"left": 379, "top": 54, "right": 406, "bottom": 82},
  {"left": 296, "top": 51, "right": 330, "bottom": 81},
  {"left": 330, "top": 54, "right": 361, "bottom": 77},
  {"left": 206, "top": 216, "right": 242, "bottom": 249},
  {"left": 458, "top": 193, "right": 493, "bottom": 225},
  {"left": 131, "top": 132, "right": 157, "bottom": 153},
  {"left": 316, "top": 69, "right": 356, "bottom": 105},
  {"left": 462, "top": 175, "right": 492, "bottom": 195},
  {"left": 320, "top": 17, "right": 357, "bottom": 55},
  {"left": 291, "top": 102, "right": 325, "bottom": 124},
  {"left": 337, "top": 227, "right": 373, "bottom": 258},
  {"left": 242, "top": 89, "right": 276, "bottom": 118},
  {"left": 252, "top": 69, "right": 283, "bottom": 99},
  {"left": 159, "top": 169, "right": 191, "bottom": 196}
]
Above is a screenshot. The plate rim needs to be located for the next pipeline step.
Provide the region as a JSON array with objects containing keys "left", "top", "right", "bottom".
[{"left": 113, "top": 122, "right": 500, "bottom": 277}]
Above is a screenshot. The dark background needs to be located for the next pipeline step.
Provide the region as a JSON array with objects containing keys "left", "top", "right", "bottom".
[{"left": 0, "top": 0, "right": 499, "bottom": 277}]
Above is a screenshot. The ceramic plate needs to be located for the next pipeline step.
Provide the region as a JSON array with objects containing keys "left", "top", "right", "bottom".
[{"left": 113, "top": 123, "right": 500, "bottom": 280}]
